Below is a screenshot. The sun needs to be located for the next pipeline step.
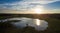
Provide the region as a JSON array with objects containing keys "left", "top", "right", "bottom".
[
  {"left": 33, "top": 6, "right": 43, "bottom": 14},
  {"left": 34, "top": 8, "right": 42, "bottom": 14}
]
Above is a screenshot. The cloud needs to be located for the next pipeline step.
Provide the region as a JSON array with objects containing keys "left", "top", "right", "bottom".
[
  {"left": 21, "top": 0, "right": 60, "bottom": 4},
  {"left": 0, "top": 0, "right": 60, "bottom": 13}
]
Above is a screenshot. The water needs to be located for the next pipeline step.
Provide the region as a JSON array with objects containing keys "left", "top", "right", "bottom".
[{"left": 0, "top": 17, "right": 48, "bottom": 31}]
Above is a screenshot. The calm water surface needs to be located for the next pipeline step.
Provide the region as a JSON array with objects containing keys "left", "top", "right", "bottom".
[{"left": 0, "top": 17, "right": 48, "bottom": 31}]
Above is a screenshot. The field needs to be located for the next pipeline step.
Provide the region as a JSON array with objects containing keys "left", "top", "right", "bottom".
[{"left": 0, "top": 14, "right": 60, "bottom": 33}]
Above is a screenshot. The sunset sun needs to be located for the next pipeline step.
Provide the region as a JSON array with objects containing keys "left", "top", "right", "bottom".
[
  {"left": 33, "top": 6, "right": 44, "bottom": 14},
  {"left": 34, "top": 8, "right": 42, "bottom": 14}
]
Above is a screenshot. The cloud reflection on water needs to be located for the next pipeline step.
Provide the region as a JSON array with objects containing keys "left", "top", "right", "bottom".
[{"left": 11, "top": 17, "right": 48, "bottom": 31}]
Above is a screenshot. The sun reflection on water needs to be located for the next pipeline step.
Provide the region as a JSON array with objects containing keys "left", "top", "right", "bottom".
[{"left": 35, "top": 19, "right": 40, "bottom": 26}]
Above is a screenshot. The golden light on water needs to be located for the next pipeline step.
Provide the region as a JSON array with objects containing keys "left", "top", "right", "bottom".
[{"left": 35, "top": 19, "right": 40, "bottom": 26}]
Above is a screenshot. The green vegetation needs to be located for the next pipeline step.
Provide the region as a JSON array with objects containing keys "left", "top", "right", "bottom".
[{"left": 0, "top": 14, "right": 60, "bottom": 33}]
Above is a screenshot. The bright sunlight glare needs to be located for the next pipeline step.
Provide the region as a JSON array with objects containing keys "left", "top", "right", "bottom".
[
  {"left": 34, "top": 8, "right": 42, "bottom": 14},
  {"left": 33, "top": 6, "right": 44, "bottom": 14},
  {"left": 35, "top": 19, "right": 40, "bottom": 26}
]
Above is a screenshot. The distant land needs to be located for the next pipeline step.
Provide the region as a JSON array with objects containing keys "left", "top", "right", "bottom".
[{"left": 0, "top": 13, "right": 60, "bottom": 19}]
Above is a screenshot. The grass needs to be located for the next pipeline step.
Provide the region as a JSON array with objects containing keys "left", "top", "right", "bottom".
[{"left": 0, "top": 14, "right": 60, "bottom": 33}]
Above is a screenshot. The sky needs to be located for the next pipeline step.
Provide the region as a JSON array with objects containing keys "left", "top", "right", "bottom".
[{"left": 0, "top": 0, "right": 60, "bottom": 14}]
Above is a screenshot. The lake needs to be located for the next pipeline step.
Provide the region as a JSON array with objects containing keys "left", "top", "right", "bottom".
[{"left": 0, "top": 17, "right": 48, "bottom": 31}]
